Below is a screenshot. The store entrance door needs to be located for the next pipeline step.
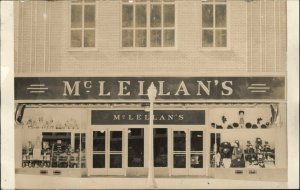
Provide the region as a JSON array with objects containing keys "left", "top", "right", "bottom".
[
  {"left": 91, "top": 129, "right": 124, "bottom": 175},
  {"left": 171, "top": 129, "right": 205, "bottom": 176}
]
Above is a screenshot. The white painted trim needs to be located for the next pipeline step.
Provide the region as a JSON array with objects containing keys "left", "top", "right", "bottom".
[
  {"left": 30, "top": 1, "right": 33, "bottom": 72},
  {"left": 264, "top": 0, "right": 267, "bottom": 72},
  {"left": 34, "top": 0, "right": 37, "bottom": 72},
  {"left": 274, "top": 0, "right": 277, "bottom": 72},
  {"left": 14, "top": 99, "right": 287, "bottom": 104},
  {"left": 14, "top": 72, "right": 287, "bottom": 77},
  {"left": 21, "top": 1, "right": 24, "bottom": 73},
  {"left": 246, "top": 0, "right": 248, "bottom": 72},
  {"left": 250, "top": 0, "right": 253, "bottom": 72},
  {"left": 260, "top": 0, "right": 263, "bottom": 72},
  {"left": 43, "top": 1, "right": 47, "bottom": 73},
  {"left": 48, "top": 2, "right": 52, "bottom": 72}
]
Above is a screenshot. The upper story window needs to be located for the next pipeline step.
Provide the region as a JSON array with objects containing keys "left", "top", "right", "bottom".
[
  {"left": 201, "top": 0, "right": 227, "bottom": 48},
  {"left": 122, "top": 0, "right": 175, "bottom": 48},
  {"left": 70, "top": 0, "right": 96, "bottom": 48}
]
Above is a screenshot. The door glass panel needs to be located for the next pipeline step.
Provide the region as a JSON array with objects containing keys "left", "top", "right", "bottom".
[
  {"left": 173, "top": 154, "right": 186, "bottom": 168},
  {"left": 110, "top": 154, "right": 122, "bottom": 168},
  {"left": 93, "top": 154, "right": 105, "bottom": 168},
  {"left": 190, "top": 154, "right": 203, "bottom": 168},
  {"left": 110, "top": 131, "right": 122, "bottom": 151},
  {"left": 191, "top": 131, "right": 203, "bottom": 151},
  {"left": 154, "top": 128, "right": 168, "bottom": 167},
  {"left": 93, "top": 131, "right": 105, "bottom": 151},
  {"left": 128, "top": 128, "right": 144, "bottom": 167},
  {"left": 173, "top": 131, "right": 186, "bottom": 151}
]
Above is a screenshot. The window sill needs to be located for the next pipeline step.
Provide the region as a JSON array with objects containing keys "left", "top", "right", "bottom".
[
  {"left": 199, "top": 47, "right": 232, "bottom": 52},
  {"left": 119, "top": 47, "right": 178, "bottom": 52},
  {"left": 66, "top": 48, "right": 99, "bottom": 52}
]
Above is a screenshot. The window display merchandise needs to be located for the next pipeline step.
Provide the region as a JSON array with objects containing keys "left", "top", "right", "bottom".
[{"left": 15, "top": 104, "right": 285, "bottom": 180}]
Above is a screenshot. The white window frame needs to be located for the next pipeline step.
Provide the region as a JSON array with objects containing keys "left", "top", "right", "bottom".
[
  {"left": 69, "top": 0, "right": 97, "bottom": 50},
  {"left": 121, "top": 0, "right": 177, "bottom": 50},
  {"left": 201, "top": 0, "right": 229, "bottom": 50}
]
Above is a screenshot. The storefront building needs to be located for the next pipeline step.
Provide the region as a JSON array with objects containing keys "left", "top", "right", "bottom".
[{"left": 14, "top": 0, "right": 287, "bottom": 181}]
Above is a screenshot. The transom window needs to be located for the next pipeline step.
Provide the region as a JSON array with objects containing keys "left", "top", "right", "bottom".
[
  {"left": 122, "top": 0, "right": 175, "bottom": 48},
  {"left": 201, "top": 0, "right": 227, "bottom": 48},
  {"left": 70, "top": 0, "right": 96, "bottom": 48}
]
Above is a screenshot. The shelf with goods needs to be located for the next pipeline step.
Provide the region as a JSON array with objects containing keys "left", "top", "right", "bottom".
[
  {"left": 15, "top": 107, "right": 88, "bottom": 170},
  {"left": 207, "top": 104, "right": 286, "bottom": 171}
]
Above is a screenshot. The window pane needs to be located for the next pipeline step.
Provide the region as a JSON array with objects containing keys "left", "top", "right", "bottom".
[
  {"left": 216, "top": 5, "right": 226, "bottom": 28},
  {"left": 71, "top": 30, "right": 82, "bottom": 47},
  {"left": 93, "top": 131, "right": 105, "bottom": 151},
  {"left": 122, "top": 30, "right": 133, "bottom": 47},
  {"left": 84, "top": 30, "right": 95, "bottom": 47},
  {"left": 215, "top": 0, "right": 226, "bottom": 2},
  {"left": 135, "top": 30, "right": 147, "bottom": 47},
  {"left": 202, "top": 5, "right": 213, "bottom": 28},
  {"left": 164, "top": 5, "right": 175, "bottom": 27},
  {"left": 173, "top": 154, "right": 186, "bottom": 168},
  {"left": 93, "top": 154, "right": 105, "bottom": 168},
  {"left": 75, "top": 133, "right": 80, "bottom": 151},
  {"left": 84, "top": 5, "right": 95, "bottom": 28},
  {"left": 110, "top": 154, "right": 122, "bottom": 168},
  {"left": 163, "top": 30, "right": 174, "bottom": 47},
  {"left": 202, "top": 30, "right": 213, "bottom": 47},
  {"left": 154, "top": 128, "right": 168, "bottom": 167},
  {"left": 151, "top": 5, "right": 161, "bottom": 27},
  {"left": 81, "top": 133, "right": 86, "bottom": 152},
  {"left": 150, "top": 30, "right": 162, "bottom": 47},
  {"left": 190, "top": 131, "right": 203, "bottom": 151},
  {"left": 110, "top": 131, "right": 122, "bottom": 151},
  {"left": 128, "top": 128, "right": 144, "bottom": 167},
  {"left": 191, "top": 154, "right": 203, "bottom": 168},
  {"left": 136, "top": 5, "right": 146, "bottom": 27},
  {"left": 216, "top": 29, "right": 227, "bottom": 47},
  {"left": 85, "top": 0, "right": 95, "bottom": 2},
  {"left": 173, "top": 131, "right": 186, "bottom": 151},
  {"left": 71, "top": 5, "right": 82, "bottom": 28},
  {"left": 81, "top": 133, "right": 86, "bottom": 168},
  {"left": 122, "top": 5, "right": 133, "bottom": 27}
]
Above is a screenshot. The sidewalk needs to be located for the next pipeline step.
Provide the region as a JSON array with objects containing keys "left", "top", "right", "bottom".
[{"left": 15, "top": 174, "right": 287, "bottom": 189}]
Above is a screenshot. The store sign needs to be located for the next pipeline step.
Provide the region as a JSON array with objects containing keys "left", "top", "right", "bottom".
[
  {"left": 91, "top": 110, "right": 205, "bottom": 125},
  {"left": 15, "top": 77, "right": 285, "bottom": 100}
]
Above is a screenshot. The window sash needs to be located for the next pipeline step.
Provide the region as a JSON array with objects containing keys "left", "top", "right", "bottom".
[
  {"left": 71, "top": 0, "right": 96, "bottom": 48},
  {"left": 201, "top": 0, "right": 227, "bottom": 48},
  {"left": 122, "top": 0, "right": 175, "bottom": 48}
]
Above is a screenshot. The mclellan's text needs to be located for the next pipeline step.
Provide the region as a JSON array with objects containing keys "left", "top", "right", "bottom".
[
  {"left": 14, "top": 77, "right": 285, "bottom": 100},
  {"left": 62, "top": 80, "right": 233, "bottom": 97}
]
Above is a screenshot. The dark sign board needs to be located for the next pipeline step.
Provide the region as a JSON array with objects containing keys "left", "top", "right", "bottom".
[
  {"left": 91, "top": 110, "right": 205, "bottom": 125},
  {"left": 15, "top": 77, "right": 285, "bottom": 100}
]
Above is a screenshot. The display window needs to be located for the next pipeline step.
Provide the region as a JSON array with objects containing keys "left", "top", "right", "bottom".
[
  {"left": 16, "top": 108, "right": 87, "bottom": 170},
  {"left": 208, "top": 104, "right": 285, "bottom": 171},
  {"left": 15, "top": 103, "right": 286, "bottom": 180}
]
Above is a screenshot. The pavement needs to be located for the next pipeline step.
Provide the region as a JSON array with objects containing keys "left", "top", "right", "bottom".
[{"left": 15, "top": 174, "right": 288, "bottom": 189}]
